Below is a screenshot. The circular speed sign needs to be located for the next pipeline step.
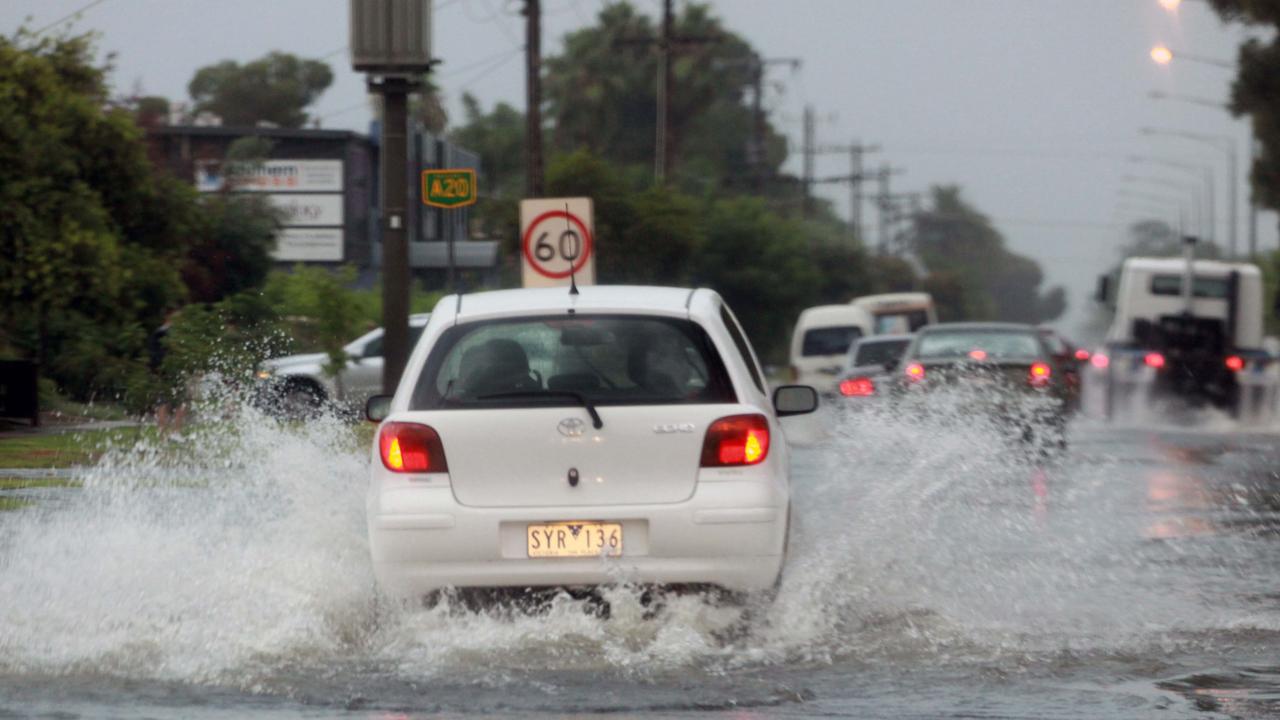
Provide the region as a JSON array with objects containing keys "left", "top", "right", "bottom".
[{"left": 521, "top": 210, "right": 594, "bottom": 279}]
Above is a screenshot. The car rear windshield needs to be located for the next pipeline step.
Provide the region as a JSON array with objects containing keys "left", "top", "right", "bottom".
[
  {"left": 410, "top": 315, "right": 736, "bottom": 409},
  {"left": 802, "top": 326, "right": 862, "bottom": 357},
  {"left": 916, "top": 330, "right": 1043, "bottom": 361},
  {"left": 853, "top": 339, "right": 910, "bottom": 367}
]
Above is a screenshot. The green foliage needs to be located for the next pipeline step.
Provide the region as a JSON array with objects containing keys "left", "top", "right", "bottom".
[
  {"left": 912, "top": 186, "right": 1066, "bottom": 324},
  {"left": 450, "top": 94, "right": 527, "bottom": 199},
  {"left": 182, "top": 194, "right": 280, "bottom": 303},
  {"left": 188, "top": 52, "right": 333, "bottom": 128},
  {"left": 0, "top": 30, "right": 190, "bottom": 404}
]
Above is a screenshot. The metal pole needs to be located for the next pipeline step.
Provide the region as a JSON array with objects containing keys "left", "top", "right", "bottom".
[
  {"left": 1204, "top": 165, "right": 1215, "bottom": 246},
  {"left": 438, "top": 137, "right": 454, "bottom": 292},
  {"left": 1227, "top": 138, "right": 1238, "bottom": 258},
  {"left": 378, "top": 77, "right": 411, "bottom": 395},
  {"left": 802, "top": 105, "right": 814, "bottom": 218},
  {"left": 877, "top": 165, "right": 890, "bottom": 255},
  {"left": 1249, "top": 128, "right": 1259, "bottom": 257},
  {"left": 850, "top": 140, "right": 862, "bottom": 244},
  {"left": 524, "top": 0, "right": 543, "bottom": 197}
]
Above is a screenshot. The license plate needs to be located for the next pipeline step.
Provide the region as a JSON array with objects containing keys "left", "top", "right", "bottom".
[{"left": 526, "top": 521, "right": 622, "bottom": 558}]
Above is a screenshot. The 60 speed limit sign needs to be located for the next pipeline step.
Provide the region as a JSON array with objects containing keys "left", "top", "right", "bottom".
[{"left": 519, "top": 197, "right": 596, "bottom": 288}]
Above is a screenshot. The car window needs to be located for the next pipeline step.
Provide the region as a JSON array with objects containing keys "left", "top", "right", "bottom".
[
  {"left": 361, "top": 325, "right": 425, "bottom": 359},
  {"left": 1150, "top": 274, "right": 1231, "bottom": 299},
  {"left": 916, "top": 330, "right": 1042, "bottom": 360},
  {"left": 853, "top": 339, "right": 909, "bottom": 368},
  {"left": 720, "top": 306, "right": 766, "bottom": 394},
  {"left": 410, "top": 315, "right": 736, "bottom": 408},
  {"left": 802, "top": 326, "right": 862, "bottom": 357},
  {"left": 874, "top": 309, "right": 930, "bottom": 334}
]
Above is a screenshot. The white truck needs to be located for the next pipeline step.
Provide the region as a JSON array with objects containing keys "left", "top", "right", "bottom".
[{"left": 1096, "top": 248, "right": 1275, "bottom": 415}]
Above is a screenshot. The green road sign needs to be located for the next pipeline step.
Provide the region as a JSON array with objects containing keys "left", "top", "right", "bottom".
[{"left": 421, "top": 168, "right": 477, "bottom": 208}]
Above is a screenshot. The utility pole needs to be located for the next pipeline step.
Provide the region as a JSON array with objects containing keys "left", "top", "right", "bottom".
[
  {"left": 1249, "top": 131, "right": 1259, "bottom": 257},
  {"left": 656, "top": 0, "right": 674, "bottom": 183},
  {"left": 373, "top": 76, "right": 413, "bottom": 394},
  {"left": 802, "top": 104, "right": 815, "bottom": 218},
  {"left": 876, "top": 164, "right": 891, "bottom": 254},
  {"left": 523, "top": 0, "right": 543, "bottom": 197}
]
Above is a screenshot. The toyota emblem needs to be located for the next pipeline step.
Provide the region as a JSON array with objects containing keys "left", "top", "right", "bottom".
[{"left": 557, "top": 417, "right": 586, "bottom": 437}]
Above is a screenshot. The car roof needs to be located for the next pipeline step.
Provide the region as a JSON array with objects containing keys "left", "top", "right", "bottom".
[
  {"left": 1122, "top": 257, "right": 1261, "bottom": 278},
  {"left": 918, "top": 322, "right": 1038, "bottom": 333},
  {"left": 442, "top": 285, "right": 709, "bottom": 323},
  {"left": 854, "top": 334, "right": 913, "bottom": 345},
  {"left": 795, "top": 304, "right": 874, "bottom": 327}
]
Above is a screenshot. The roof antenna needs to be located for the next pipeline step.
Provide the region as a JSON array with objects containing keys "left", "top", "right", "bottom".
[{"left": 566, "top": 202, "right": 580, "bottom": 296}]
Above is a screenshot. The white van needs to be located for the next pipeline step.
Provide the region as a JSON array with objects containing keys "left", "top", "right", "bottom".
[
  {"left": 850, "top": 292, "right": 938, "bottom": 334},
  {"left": 789, "top": 304, "right": 875, "bottom": 394}
]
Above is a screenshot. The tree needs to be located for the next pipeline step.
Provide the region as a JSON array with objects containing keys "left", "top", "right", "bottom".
[
  {"left": 910, "top": 186, "right": 1065, "bottom": 324},
  {"left": 1206, "top": 1, "right": 1280, "bottom": 214},
  {"left": 450, "top": 94, "right": 527, "bottom": 200},
  {"left": 542, "top": 2, "right": 786, "bottom": 190},
  {"left": 0, "top": 30, "right": 192, "bottom": 402},
  {"left": 188, "top": 52, "right": 333, "bottom": 128}
]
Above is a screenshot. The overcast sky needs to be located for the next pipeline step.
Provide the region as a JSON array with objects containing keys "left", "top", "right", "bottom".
[{"left": 4, "top": 0, "right": 1272, "bottom": 333}]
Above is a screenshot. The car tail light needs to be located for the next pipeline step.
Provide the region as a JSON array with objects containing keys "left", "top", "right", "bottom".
[
  {"left": 1074, "top": 348, "right": 1090, "bottom": 361},
  {"left": 1028, "top": 361, "right": 1052, "bottom": 387},
  {"left": 1144, "top": 352, "right": 1166, "bottom": 369},
  {"left": 904, "top": 362, "right": 925, "bottom": 383},
  {"left": 1091, "top": 353, "right": 1110, "bottom": 369},
  {"left": 839, "top": 377, "right": 876, "bottom": 397},
  {"left": 968, "top": 349, "right": 988, "bottom": 361},
  {"left": 378, "top": 422, "right": 448, "bottom": 473},
  {"left": 1226, "top": 355, "right": 1245, "bottom": 372},
  {"left": 701, "top": 414, "right": 770, "bottom": 467}
]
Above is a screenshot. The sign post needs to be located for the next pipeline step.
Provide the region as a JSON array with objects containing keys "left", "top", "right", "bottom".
[{"left": 519, "top": 197, "right": 596, "bottom": 288}]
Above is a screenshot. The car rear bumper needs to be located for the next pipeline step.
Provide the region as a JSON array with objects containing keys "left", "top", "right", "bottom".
[{"left": 368, "top": 480, "right": 788, "bottom": 596}]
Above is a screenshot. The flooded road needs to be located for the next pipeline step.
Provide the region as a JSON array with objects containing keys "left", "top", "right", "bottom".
[{"left": 1, "top": 405, "right": 1279, "bottom": 719}]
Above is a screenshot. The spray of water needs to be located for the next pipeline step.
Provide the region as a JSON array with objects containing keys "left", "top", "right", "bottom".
[{"left": 0, "top": 380, "right": 1275, "bottom": 699}]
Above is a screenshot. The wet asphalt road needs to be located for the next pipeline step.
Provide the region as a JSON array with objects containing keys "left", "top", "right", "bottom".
[{"left": 0, "top": 406, "right": 1278, "bottom": 719}]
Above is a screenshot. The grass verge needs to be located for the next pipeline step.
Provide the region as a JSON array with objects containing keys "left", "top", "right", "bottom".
[{"left": 0, "top": 427, "right": 157, "bottom": 469}]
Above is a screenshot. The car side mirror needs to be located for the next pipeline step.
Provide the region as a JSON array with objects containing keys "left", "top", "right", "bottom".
[
  {"left": 773, "top": 385, "right": 818, "bottom": 417},
  {"left": 365, "top": 395, "right": 392, "bottom": 423}
]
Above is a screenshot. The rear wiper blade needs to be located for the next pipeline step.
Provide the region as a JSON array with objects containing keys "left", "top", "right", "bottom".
[{"left": 476, "top": 390, "right": 603, "bottom": 429}]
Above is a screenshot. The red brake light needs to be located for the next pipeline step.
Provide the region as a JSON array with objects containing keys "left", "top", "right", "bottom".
[
  {"left": 904, "top": 362, "right": 925, "bottom": 382},
  {"left": 1091, "top": 353, "right": 1110, "bottom": 369},
  {"left": 701, "top": 414, "right": 770, "bottom": 467},
  {"left": 1226, "top": 355, "right": 1244, "bottom": 372},
  {"left": 839, "top": 377, "right": 876, "bottom": 397},
  {"left": 1074, "top": 349, "right": 1090, "bottom": 361},
  {"left": 1029, "top": 361, "right": 1052, "bottom": 387},
  {"left": 378, "top": 422, "right": 448, "bottom": 473},
  {"left": 1144, "top": 352, "right": 1166, "bottom": 369},
  {"left": 968, "top": 349, "right": 988, "bottom": 361}
]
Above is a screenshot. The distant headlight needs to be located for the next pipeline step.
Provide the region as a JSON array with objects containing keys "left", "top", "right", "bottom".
[{"left": 255, "top": 370, "right": 272, "bottom": 380}]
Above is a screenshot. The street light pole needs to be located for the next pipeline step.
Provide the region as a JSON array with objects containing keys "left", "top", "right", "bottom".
[
  {"left": 1127, "top": 155, "right": 1215, "bottom": 244},
  {"left": 1141, "top": 127, "right": 1238, "bottom": 257}
]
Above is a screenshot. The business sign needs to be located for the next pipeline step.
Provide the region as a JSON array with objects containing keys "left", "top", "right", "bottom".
[
  {"left": 268, "top": 194, "right": 344, "bottom": 227},
  {"left": 195, "top": 159, "right": 344, "bottom": 193},
  {"left": 276, "top": 229, "right": 344, "bottom": 262},
  {"left": 519, "top": 197, "right": 595, "bottom": 288},
  {"left": 421, "top": 168, "right": 477, "bottom": 208}
]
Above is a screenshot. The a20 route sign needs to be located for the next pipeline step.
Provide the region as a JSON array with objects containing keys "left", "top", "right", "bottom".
[{"left": 421, "top": 169, "right": 477, "bottom": 208}]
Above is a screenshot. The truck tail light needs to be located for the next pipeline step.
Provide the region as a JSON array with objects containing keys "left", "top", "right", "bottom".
[
  {"left": 1074, "top": 348, "right": 1090, "bottom": 362},
  {"left": 1144, "top": 352, "right": 1166, "bottom": 369},
  {"left": 1029, "top": 361, "right": 1052, "bottom": 387},
  {"left": 1091, "top": 353, "right": 1110, "bottom": 369},
  {"left": 839, "top": 377, "right": 876, "bottom": 397},
  {"left": 701, "top": 414, "right": 770, "bottom": 467},
  {"left": 1226, "top": 355, "right": 1245, "bottom": 372},
  {"left": 378, "top": 422, "right": 448, "bottom": 473}
]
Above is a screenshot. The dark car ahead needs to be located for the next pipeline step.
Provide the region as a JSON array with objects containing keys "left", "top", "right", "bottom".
[
  {"left": 837, "top": 334, "right": 913, "bottom": 400},
  {"left": 895, "top": 322, "right": 1069, "bottom": 445}
]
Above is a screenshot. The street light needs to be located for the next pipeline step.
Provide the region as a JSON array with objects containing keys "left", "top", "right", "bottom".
[
  {"left": 1122, "top": 174, "right": 1204, "bottom": 237},
  {"left": 1146, "top": 125, "right": 1233, "bottom": 254},
  {"left": 1158, "top": 0, "right": 1182, "bottom": 11},
  {"left": 1127, "top": 154, "right": 1215, "bottom": 242},
  {"left": 1148, "top": 44, "right": 1236, "bottom": 70}
]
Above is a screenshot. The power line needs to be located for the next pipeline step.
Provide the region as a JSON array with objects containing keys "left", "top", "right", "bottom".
[
  {"left": 441, "top": 47, "right": 524, "bottom": 79},
  {"left": 34, "top": 0, "right": 111, "bottom": 35}
]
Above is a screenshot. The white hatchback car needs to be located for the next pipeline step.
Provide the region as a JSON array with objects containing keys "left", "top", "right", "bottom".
[{"left": 365, "top": 286, "right": 818, "bottom": 598}]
